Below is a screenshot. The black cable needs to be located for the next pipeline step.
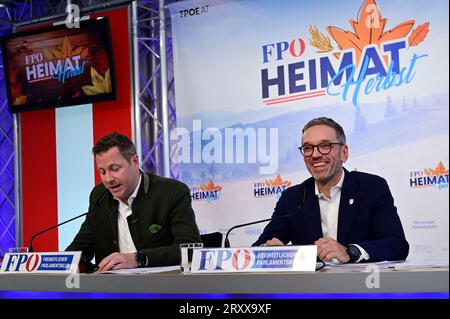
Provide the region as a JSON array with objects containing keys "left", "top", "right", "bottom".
[{"left": 316, "top": 257, "right": 326, "bottom": 271}]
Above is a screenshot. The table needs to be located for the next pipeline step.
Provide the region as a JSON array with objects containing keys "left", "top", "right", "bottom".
[{"left": 0, "top": 266, "right": 447, "bottom": 296}]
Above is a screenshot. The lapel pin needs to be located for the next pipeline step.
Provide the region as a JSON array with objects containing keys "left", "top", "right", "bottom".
[{"left": 349, "top": 198, "right": 354, "bottom": 205}]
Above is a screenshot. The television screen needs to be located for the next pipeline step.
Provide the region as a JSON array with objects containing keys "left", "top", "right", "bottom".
[{"left": 0, "top": 18, "right": 116, "bottom": 113}]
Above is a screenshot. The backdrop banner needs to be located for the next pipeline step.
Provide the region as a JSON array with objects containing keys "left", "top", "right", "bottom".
[{"left": 168, "top": 0, "right": 449, "bottom": 260}]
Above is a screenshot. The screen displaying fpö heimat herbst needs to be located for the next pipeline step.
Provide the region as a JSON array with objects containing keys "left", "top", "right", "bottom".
[{"left": 0, "top": 17, "right": 116, "bottom": 113}]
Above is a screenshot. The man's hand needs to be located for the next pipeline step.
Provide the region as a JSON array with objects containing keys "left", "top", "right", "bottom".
[
  {"left": 96, "top": 252, "right": 138, "bottom": 272},
  {"left": 315, "top": 237, "right": 350, "bottom": 263},
  {"left": 263, "top": 237, "right": 284, "bottom": 246}
]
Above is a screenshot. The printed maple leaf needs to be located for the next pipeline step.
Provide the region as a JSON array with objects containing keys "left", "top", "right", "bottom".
[
  {"left": 428, "top": 162, "right": 448, "bottom": 176},
  {"left": 200, "top": 180, "right": 222, "bottom": 192},
  {"left": 82, "top": 67, "right": 112, "bottom": 95},
  {"left": 327, "top": 0, "right": 415, "bottom": 65},
  {"left": 13, "top": 95, "right": 27, "bottom": 106},
  {"left": 409, "top": 22, "right": 430, "bottom": 47},
  {"left": 50, "top": 36, "right": 89, "bottom": 60},
  {"left": 266, "top": 175, "right": 291, "bottom": 188}
]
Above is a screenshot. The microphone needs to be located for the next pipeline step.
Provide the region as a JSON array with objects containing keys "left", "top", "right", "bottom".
[
  {"left": 224, "top": 186, "right": 305, "bottom": 247},
  {"left": 28, "top": 189, "right": 108, "bottom": 252}
]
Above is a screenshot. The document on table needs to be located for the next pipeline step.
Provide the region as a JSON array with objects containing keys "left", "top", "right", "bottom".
[
  {"left": 317, "top": 260, "right": 406, "bottom": 272},
  {"left": 391, "top": 258, "right": 449, "bottom": 271},
  {"left": 96, "top": 265, "right": 180, "bottom": 274},
  {"left": 324, "top": 260, "right": 401, "bottom": 268},
  {"left": 319, "top": 259, "right": 449, "bottom": 271}
]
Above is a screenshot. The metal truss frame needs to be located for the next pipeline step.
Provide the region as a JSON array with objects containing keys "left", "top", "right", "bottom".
[{"left": 137, "top": 0, "right": 178, "bottom": 178}]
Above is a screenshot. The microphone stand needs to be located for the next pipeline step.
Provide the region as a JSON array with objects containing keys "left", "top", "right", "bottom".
[
  {"left": 28, "top": 212, "right": 89, "bottom": 252},
  {"left": 28, "top": 189, "right": 108, "bottom": 252},
  {"left": 224, "top": 187, "right": 305, "bottom": 247},
  {"left": 224, "top": 217, "right": 272, "bottom": 248}
]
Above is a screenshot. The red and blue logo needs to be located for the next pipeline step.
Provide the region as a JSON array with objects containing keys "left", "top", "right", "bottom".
[
  {"left": 260, "top": 0, "right": 429, "bottom": 107},
  {"left": 1, "top": 253, "right": 75, "bottom": 272},
  {"left": 190, "top": 180, "right": 223, "bottom": 202},
  {"left": 410, "top": 161, "right": 449, "bottom": 190},
  {"left": 253, "top": 174, "right": 292, "bottom": 199}
]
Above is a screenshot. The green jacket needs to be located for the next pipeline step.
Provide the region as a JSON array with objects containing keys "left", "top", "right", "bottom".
[{"left": 66, "top": 172, "right": 201, "bottom": 267}]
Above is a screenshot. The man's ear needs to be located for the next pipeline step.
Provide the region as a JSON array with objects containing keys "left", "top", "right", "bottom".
[
  {"left": 341, "top": 144, "right": 349, "bottom": 163},
  {"left": 132, "top": 154, "right": 139, "bottom": 167}
]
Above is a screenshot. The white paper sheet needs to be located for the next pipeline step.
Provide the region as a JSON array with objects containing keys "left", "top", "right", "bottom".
[{"left": 96, "top": 265, "right": 180, "bottom": 274}]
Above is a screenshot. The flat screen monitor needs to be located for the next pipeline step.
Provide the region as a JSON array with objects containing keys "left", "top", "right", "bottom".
[{"left": 0, "top": 17, "right": 116, "bottom": 113}]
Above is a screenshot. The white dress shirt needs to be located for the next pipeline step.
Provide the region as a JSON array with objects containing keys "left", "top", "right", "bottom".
[
  {"left": 315, "top": 170, "right": 344, "bottom": 241},
  {"left": 114, "top": 175, "right": 142, "bottom": 253},
  {"left": 315, "top": 170, "right": 369, "bottom": 262}
]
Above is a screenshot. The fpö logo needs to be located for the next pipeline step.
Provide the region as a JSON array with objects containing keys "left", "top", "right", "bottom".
[
  {"left": 23, "top": 36, "right": 90, "bottom": 86},
  {"left": 190, "top": 180, "right": 223, "bottom": 202},
  {"left": 1, "top": 254, "right": 74, "bottom": 272},
  {"left": 253, "top": 174, "right": 292, "bottom": 199},
  {"left": 260, "top": 0, "right": 430, "bottom": 107},
  {"left": 196, "top": 249, "right": 298, "bottom": 271},
  {"left": 409, "top": 161, "right": 449, "bottom": 190}
]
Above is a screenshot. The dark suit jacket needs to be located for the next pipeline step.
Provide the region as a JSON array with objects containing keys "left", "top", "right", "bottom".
[
  {"left": 66, "top": 172, "right": 201, "bottom": 267},
  {"left": 253, "top": 169, "right": 409, "bottom": 262}
]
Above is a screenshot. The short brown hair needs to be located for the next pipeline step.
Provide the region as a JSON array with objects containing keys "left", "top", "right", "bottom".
[
  {"left": 92, "top": 132, "right": 136, "bottom": 161},
  {"left": 302, "top": 117, "right": 346, "bottom": 144}
]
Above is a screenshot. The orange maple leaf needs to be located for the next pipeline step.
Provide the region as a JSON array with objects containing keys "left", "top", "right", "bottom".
[
  {"left": 201, "top": 180, "right": 222, "bottom": 192},
  {"left": 81, "top": 47, "right": 89, "bottom": 59},
  {"left": 327, "top": 0, "right": 415, "bottom": 66},
  {"left": 409, "top": 22, "right": 430, "bottom": 47},
  {"left": 428, "top": 162, "right": 448, "bottom": 176},
  {"left": 267, "top": 175, "right": 291, "bottom": 187}
]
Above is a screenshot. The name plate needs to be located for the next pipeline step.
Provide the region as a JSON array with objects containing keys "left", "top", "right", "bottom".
[
  {"left": 191, "top": 245, "right": 317, "bottom": 273},
  {"left": 0, "top": 252, "right": 81, "bottom": 274}
]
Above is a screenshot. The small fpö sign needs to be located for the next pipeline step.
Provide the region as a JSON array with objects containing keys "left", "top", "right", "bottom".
[
  {"left": 0, "top": 251, "right": 81, "bottom": 274},
  {"left": 190, "top": 245, "right": 317, "bottom": 273}
]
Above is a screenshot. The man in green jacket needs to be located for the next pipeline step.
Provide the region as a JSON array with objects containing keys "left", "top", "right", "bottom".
[{"left": 66, "top": 132, "right": 201, "bottom": 272}]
